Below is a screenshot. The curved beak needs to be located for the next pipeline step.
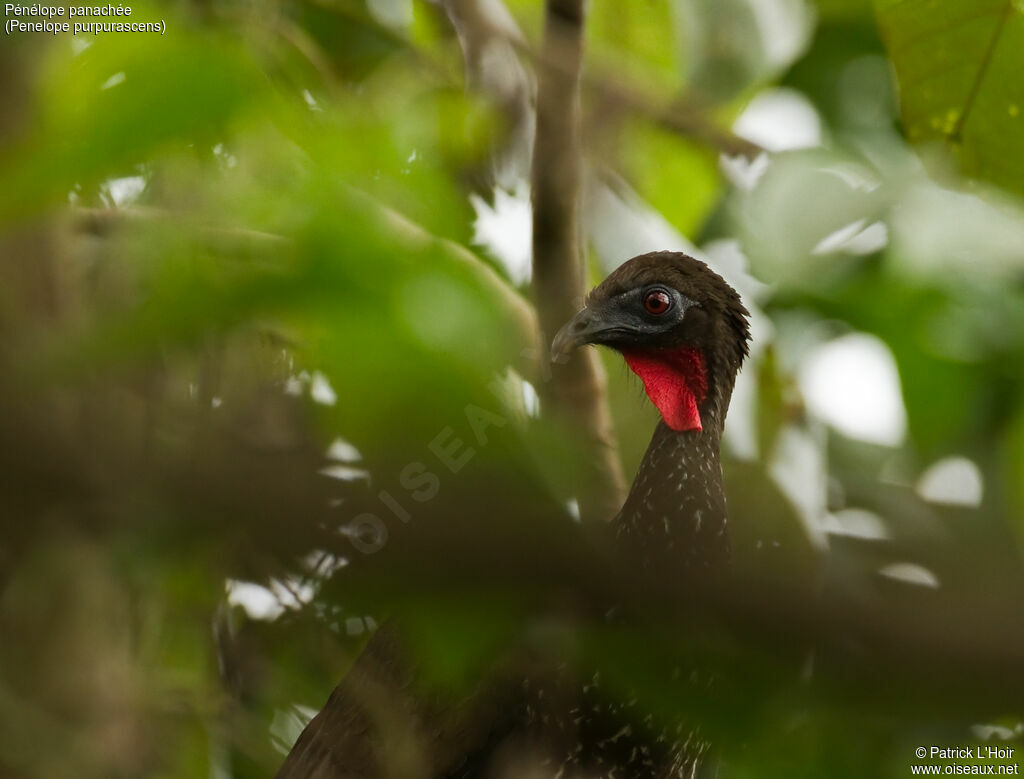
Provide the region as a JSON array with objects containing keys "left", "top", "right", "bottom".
[{"left": 551, "top": 307, "right": 605, "bottom": 363}]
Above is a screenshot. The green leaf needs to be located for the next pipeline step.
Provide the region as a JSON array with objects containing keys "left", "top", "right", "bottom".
[
  {"left": 875, "top": 0, "right": 1024, "bottom": 195},
  {"left": 589, "top": 0, "right": 682, "bottom": 91},
  {"left": 0, "top": 30, "right": 264, "bottom": 222},
  {"left": 621, "top": 120, "right": 721, "bottom": 239},
  {"left": 813, "top": 0, "right": 874, "bottom": 21}
]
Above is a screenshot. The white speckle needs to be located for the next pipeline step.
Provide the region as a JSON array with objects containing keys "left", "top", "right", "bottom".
[
  {"left": 301, "top": 89, "right": 323, "bottom": 112},
  {"left": 212, "top": 143, "right": 238, "bottom": 169},
  {"left": 733, "top": 88, "right": 821, "bottom": 152},
  {"left": 971, "top": 723, "right": 1023, "bottom": 740},
  {"left": 318, "top": 464, "right": 370, "bottom": 482},
  {"left": 821, "top": 508, "right": 890, "bottom": 540},
  {"left": 310, "top": 371, "right": 337, "bottom": 406},
  {"left": 211, "top": 396, "right": 222, "bottom": 408},
  {"left": 723, "top": 360, "right": 762, "bottom": 460},
  {"left": 103, "top": 175, "right": 146, "bottom": 207},
  {"left": 226, "top": 579, "right": 285, "bottom": 621},
  {"left": 823, "top": 163, "right": 881, "bottom": 193},
  {"left": 470, "top": 181, "right": 533, "bottom": 286},
  {"left": 270, "top": 576, "right": 317, "bottom": 609},
  {"left": 521, "top": 379, "right": 540, "bottom": 417},
  {"left": 917, "top": 456, "right": 983, "bottom": 507},
  {"left": 71, "top": 38, "right": 92, "bottom": 55},
  {"left": 747, "top": 0, "right": 815, "bottom": 70},
  {"left": 799, "top": 332, "right": 907, "bottom": 447},
  {"left": 100, "top": 71, "right": 125, "bottom": 90},
  {"left": 769, "top": 425, "right": 829, "bottom": 550},
  {"left": 284, "top": 376, "right": 303, "bottom": 396},
  {"left": 587, "top": 178, "right": 702, "bottom": 274},
  {"left": 879, "top": 562, "right": 940, "bottom": 588},
  {"left": 326, "top": 437, "right": 362, "bottom": 463},
  {"left": 812, "top": 219, "right": 889, "bottom": 256},
  {"left": 301, "top": 549, "right": 348, "bottom": 578},
  {"left": 720, "top": 152, "right": 771, "bottom": 191},
  {"left": 565, "top": 498, "right": 581, "bottom": 522}
]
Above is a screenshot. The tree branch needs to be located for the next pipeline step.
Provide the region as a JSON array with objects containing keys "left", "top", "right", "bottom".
[
  {"left": 531, "top": 0, "right": 626, "bottom": 523},
  {"left": 592, "top": 86, "right": 766, "bottom": 161},
  {"left": 456, "top": 0, "right": 762, "bottom": 161}
]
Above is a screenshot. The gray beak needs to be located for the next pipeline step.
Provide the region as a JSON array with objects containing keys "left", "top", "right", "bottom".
[{"left": 551, "top": 308, "right": 598, "bottom": 363}]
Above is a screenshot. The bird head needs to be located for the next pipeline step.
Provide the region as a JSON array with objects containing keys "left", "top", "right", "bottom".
[{"left": 552, "top": 251, "right": 750, "bottom": 433}]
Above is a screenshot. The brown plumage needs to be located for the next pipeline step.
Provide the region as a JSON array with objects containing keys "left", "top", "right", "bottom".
[
  {"left": 523, "top": 251, "right": 752, "bottom": 777},
  {"left": 555, "top": 251, "right": 750, "bottom": 572},
  {"left": 276, "top": 251, "right": 751, "bottom": 778}
]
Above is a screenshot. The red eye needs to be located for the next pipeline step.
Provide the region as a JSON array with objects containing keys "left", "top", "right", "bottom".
[{"left": 643, "top": 289, "right": 671, "bottom": 315}]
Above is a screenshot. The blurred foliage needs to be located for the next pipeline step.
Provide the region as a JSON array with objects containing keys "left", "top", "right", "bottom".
[
  {"left": 1, "top": 0, "right": 1024, "bottom": 777},
  {"left": 876, "top": 0, "right": 1024, "bottom": 196}
]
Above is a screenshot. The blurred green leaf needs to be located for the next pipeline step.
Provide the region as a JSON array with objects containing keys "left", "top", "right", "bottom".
[
  {"left": 0, "top": 28, "right": 265, "bottom": 221},
  {"left": 621, "top": 119, "right": 721, "bottom": 237},
  {"left": 875, "top": 0, "right": 1024, "bottom": 195},
  {"left": 589, "top": 0, "right": 682, "bottom": 91}
]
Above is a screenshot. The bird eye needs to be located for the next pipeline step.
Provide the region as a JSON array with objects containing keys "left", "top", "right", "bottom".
[{"left": 643, "top": 289, "right": 672, "bottom": 316}]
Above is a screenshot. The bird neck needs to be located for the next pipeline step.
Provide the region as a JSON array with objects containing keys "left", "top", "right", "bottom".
[
  {"left": 612, "top": 417, "right": 730, "bottom": 572},
  {"left": 622, "top": 348, "right": 708, "bottom": 433}
]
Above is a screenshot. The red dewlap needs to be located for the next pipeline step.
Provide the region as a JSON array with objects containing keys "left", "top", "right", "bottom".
[{"left": 622, "top": 347, "right": 708, "bottom": 432}]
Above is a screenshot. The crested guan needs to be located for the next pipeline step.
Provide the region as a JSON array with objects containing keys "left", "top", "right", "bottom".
[
  {"left": 554, "top": 250, "right": 750, "bottom": 571},
  {"left": 275, "top": 250, "right": 750, "bottom": 778}
]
